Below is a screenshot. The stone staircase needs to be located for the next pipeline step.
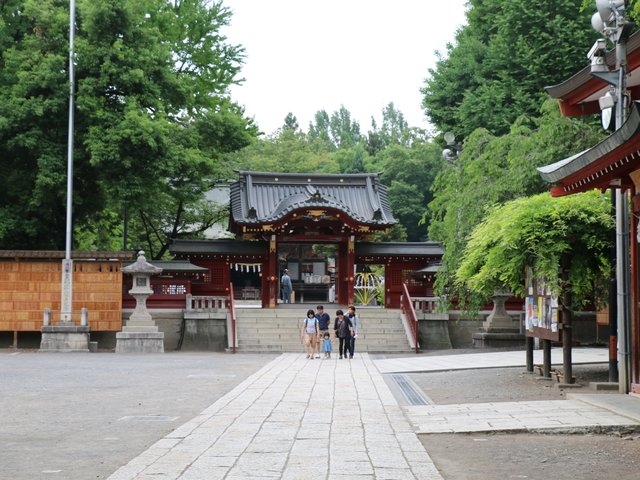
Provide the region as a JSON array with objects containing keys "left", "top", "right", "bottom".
[{"left": 234, "top": 307, "right": 412, "bottom": 353}]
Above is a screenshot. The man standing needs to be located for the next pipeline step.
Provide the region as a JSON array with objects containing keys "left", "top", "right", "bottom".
[
  {"left": 334, "top": 309, "right": 353, "bottom": 360},
  {"left": 280, "top": 269, "right": 292, "bottom": 303},
  {"left": 346, "top": 305, "right": 358, "bottom": 359},
  {"left": 315, "top": 305, "right": 331, "bottom": 359}
]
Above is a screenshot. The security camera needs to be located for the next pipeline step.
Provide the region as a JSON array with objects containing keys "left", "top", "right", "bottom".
[{"left": 587, "top": 38, "right": 607, "bottom": 60}]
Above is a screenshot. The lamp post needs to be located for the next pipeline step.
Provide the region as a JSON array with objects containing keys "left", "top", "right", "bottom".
[
  {"left": 589, "top": 0, "right": 633, "bottom": 393},
  {"left": 442, "top": 131, "right": 462, "bottom": 164}
]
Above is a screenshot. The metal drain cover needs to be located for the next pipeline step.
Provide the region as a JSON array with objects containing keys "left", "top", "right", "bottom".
[{"left": 390, "top": 374, "right": 429, "bottom": 405}]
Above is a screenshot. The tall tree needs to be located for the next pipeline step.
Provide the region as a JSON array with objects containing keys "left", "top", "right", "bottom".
[
  {"left": 427, "top": 100, "right": 605, "bottom": 296},
  {"left": 329, "top": 105, "right": 361, "bottom": 149},
  {"left": 228, "top": 127, "right": 339, "bottom": 174},
  {"left": 0, "top": 0, "right": 256, "bottom": 255},
  {"left": 308, "top": 109, "right": 334, "bottom": 150},
  {"left": 282, "top": 112, "right": 299, "bottom": 132},
  {"left": 375, "top": 142, "right": 443, "bottom": 241},
  {"left": 422, "top": 0, "right": 598, "bottom": 138}
]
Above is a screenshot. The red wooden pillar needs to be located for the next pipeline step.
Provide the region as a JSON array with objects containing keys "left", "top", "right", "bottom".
[
  {"left": 345, "top": 235, "right": 355, "bottom": 306},
  {"left": 263, "top": 234, "right": 277, "bottom": 308},
  {"left": 336, "top": 237, "right": 355, "bottom": 306}
]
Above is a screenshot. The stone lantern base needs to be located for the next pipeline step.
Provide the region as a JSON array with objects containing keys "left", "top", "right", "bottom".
[
  {"left": 115, "top": 329, "right": 164, "bottom": 353},
  {"left": 40, "top": 324, "right": 90, "bottom": 352},
  {"left": 472, "top": 290, "right": 523, "bottom": 348}
]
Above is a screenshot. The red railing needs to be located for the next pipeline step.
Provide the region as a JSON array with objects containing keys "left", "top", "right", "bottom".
[
  {"left": 229, "top": 282, "right": 237, "bottom": 354},
  {"left": 401, "top": 283, "right": 420, "bottom": 354}
]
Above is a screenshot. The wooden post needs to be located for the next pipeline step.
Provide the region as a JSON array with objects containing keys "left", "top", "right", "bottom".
[
  {"left": 346, "top": 235, "right": 355, "bottom": 306},
  {"left": 267, "top": 235, "right": 277, "bottom": 308},
  {"left": 561, "top": 254, "right": 573, "bottom": 383},
  {"left": 525, "top": 336, "right": 534, "bottom": 372},
  {"left": 543, "top": 339, "right": 552, "bottom": 378}
]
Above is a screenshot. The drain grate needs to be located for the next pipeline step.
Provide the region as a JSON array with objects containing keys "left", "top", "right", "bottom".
[{"left": 391, "top": 374, "right": 429, "bottom": 405}]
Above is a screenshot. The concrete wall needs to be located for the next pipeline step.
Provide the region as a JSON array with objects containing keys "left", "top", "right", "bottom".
[
  {"left": 182, "top": 314, "right": 228, "bottom": 351},
  {"left": 434, "top": 311, "right": 607, "bottom": 349}
]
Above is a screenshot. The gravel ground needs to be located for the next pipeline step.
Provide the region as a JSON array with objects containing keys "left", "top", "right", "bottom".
[
  {"left": 404, "top": 354, "right": 640, "bottom": 479},
  {"left": 0, "top": 351, "right": 276, "bottom": 480}
]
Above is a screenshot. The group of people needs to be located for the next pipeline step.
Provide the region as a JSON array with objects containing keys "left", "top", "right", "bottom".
[{"left": 301, "top": 305, "right": 359, "bottom": 360}]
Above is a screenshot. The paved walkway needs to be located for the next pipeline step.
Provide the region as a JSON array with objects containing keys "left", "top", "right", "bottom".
[
  {"left": 108, "top": 349, "right": 640, "bottom": 479},
  {"left": 405, "top": 396, "right": 640, "bottom": 434},
  {"left": 109, "top": 353, "right": 443, "bottom": 480},
  {"left": 373, "top": 347, "right": 608, "bottom": 374}
]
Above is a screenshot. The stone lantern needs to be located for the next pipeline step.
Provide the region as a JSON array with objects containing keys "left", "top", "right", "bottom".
[{"left": 116, "top": 251, "right": 164, "bottom": 353}]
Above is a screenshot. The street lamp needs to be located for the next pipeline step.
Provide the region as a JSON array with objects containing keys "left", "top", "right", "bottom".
[
  {"left": 589, "top": 0, "right": 633, "bottom": 393},
  {"left": 442, "top": 131, "right": 462, "bottom": 164}
]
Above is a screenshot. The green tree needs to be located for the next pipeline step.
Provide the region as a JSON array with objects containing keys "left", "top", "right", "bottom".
[
  {"left": 422, "top": 0, "right": 598, "bottom": 138},
  {"left": 375, "top": 142, "right": 443, "bottom": 241},
  {"left": 0, "top": 0, "right": 256, "bottom": 255},
  {"left": 308, "top": 109, "right": 334, "bottom": 150},
  {"left": 427, "top": 100, "right": 605, "bottom": 296},
  {"left": 329, "top": 105, "right": 361, "bottom": 149},
  {"left": 456, "top": 191, "right": 612, "bottom": 311},
  {"left": 282, "top": 112, "right": 299, "bottom": 132},
  {"left": 228, "top": 127, "right": 339, "bottom": 174}
]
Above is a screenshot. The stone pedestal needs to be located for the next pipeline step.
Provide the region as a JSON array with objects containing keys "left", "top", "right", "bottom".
[
  {"left": 40, "top": 307, "right": 91, "bottom": 352},
  {"left": 115, "top": 251, "right": 164, "bottom": 353},
  {"left": 116, "top": 330, "right": 164, "bottom": 353},
  {"left": 472, "top": 290, "right": 523, "bottom": 348},
  {"left": 40, "top": 324, "right": 90, "bottom": 352}
]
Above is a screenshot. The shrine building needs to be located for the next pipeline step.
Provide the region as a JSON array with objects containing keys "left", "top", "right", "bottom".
[{"left": 170, "top": 171, "right": 443, "bottom": 309}]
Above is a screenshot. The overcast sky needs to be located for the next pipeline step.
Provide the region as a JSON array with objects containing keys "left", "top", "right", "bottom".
[{"left": 222, "top": 0, "right": 468, "bottom": 136}]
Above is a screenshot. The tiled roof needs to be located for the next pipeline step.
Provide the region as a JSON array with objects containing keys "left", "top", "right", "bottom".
[
  {"left": 538, "top": 101, "right": 640, "bottom": 194},
  {"left": 123, "top": 259, "right": 208, "bottom": 272},
  {"left": 170, "top": 239, "right": 268, "bottom": 256},
  {"left": 0, "top": 250, "right": 131, "bottom": 260},
  {"left": 355, "top": 242, "right": 444, "bottom": 257},
  {"left": 229, "top": 171, "right": 397, "bottom": 226}
]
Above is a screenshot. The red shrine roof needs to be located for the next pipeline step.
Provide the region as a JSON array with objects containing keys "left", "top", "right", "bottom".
[
  {"left": 538, "top": 101, "right": 640, "bottom": 196},
  {"left": 546, "top": 31, "right": 640, "bottom": 117},
  {"left": 229, "top": 171, "right": 396, "bottom": 233}
]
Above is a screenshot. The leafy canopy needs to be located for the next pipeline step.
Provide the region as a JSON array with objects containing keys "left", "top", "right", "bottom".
[
  {"left": 427, "top": 100, "right": 606, "bottom": 296},
  {"left": 422, "top": 0, "right": 598, "bottom": 139},
  {"left": 456, "top": 191, "right": 613, "bottom": 310}
]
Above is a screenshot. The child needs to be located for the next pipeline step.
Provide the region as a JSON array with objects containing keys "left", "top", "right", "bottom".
[{"left": 322, "top": 331, "right": 332, "bottom": 359}]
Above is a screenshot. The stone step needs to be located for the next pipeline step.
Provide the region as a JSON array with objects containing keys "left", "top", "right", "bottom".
[{"left": 233, "top": 307, "right": 410, "bottom": 353}]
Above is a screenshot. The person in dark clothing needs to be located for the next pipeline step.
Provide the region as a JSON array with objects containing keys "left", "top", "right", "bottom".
[
  {"left": 280, "top": 269, "right": 292, "bottom": 303},
  {"left": 346, "top": 305, "right": 359, "bottom": 359},
  {"left": 314, "top": 305, "right": 331, "bottom": 358},
  {"left": 333, "top": 309, "right": 353, "bottom": 359}
]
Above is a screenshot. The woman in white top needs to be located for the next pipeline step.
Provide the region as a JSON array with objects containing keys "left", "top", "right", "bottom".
[{"left": 301, "top": 309, "right": 319, "bottom": 359}]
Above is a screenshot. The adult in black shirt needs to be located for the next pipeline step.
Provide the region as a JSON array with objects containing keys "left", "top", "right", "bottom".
[{"left": 314, "top": 305, "right": 331, "bottom": 358}]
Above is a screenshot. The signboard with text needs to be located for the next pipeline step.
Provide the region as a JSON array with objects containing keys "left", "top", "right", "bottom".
[{"left": 524, "top": 267, "right": 562, "bottom": 342}]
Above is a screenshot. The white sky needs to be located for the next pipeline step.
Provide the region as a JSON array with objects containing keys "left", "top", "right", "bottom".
[{"left": 222, "top": 0, "right": 468, "bottom": 136}]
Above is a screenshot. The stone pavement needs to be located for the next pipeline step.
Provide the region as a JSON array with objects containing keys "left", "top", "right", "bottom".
[
  {"left": 107, "top": 349, "right": 640, "bottom": 479},
  {"left": 405, "top": 396, "right": 640, "bottom": 434},
  {"left": 108, "top": 353, "right": 443, "bottom": 480},
  {"left": 373, "top": 347, "right": 608, "bottom": 374},
  {"left": 372, "top": 348, "right": 640, "bottom": 436}
]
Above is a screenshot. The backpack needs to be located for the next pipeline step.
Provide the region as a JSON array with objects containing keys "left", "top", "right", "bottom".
[{"left": 305, "top": 317, "right": 318, "bottom": 334}]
